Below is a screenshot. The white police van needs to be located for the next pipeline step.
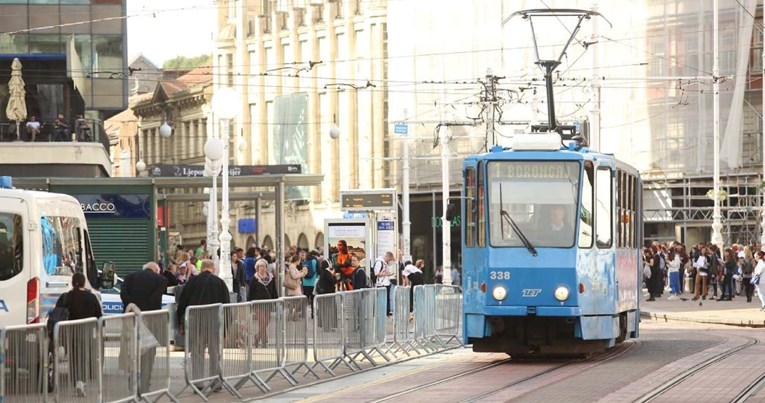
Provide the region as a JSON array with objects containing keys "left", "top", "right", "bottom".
[
  {"left": 0, "top": 176, "right": 105, "bottom": 327},
  {"left": 99, "top": 275, "right": 175, "bottom": 314}
]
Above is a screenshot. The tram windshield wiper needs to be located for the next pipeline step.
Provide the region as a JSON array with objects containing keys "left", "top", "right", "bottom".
[{"left": 500, "top": 210, "right": 538, "bottom": 257}]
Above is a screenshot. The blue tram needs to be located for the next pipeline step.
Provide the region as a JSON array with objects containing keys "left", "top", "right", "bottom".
[{"left": 460, "top": 133, "right": 642, "bottom": 355}]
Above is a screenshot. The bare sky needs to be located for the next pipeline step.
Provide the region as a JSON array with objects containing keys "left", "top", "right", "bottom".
[{"left": 127, "top": 0, "right": 216, "bottom": 67}]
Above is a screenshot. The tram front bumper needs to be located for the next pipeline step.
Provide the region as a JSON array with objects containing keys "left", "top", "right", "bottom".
[{"left": 481, "top": 305, "right": 581, "bottom": 317}]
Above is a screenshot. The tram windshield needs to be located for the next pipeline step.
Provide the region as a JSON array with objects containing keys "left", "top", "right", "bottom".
[{"left": 488, "top": 160, "right": 580, "bottom": 248}]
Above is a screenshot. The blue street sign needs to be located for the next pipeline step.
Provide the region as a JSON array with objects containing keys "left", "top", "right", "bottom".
[{"left": 394, "top": 123, "right": 408, "bottom": 136}]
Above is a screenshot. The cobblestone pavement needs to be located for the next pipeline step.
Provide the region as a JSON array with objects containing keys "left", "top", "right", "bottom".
[{"left": 640, "top": 287, "right": 765, "bottom": 327}]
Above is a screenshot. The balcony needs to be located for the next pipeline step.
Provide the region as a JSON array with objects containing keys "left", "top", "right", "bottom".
[{"left": 0, "top": 118, "right": 112, "bottom": 177}]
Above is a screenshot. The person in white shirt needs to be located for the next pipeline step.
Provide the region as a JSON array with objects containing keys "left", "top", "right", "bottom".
[
  {"left": 754, "top": 250, "right": 765, "bottom": 311},
  {"left": 692, "top": 246, "right": 710, "bottom": 301},
  {"left": 666, "top": 251, "right": 681, "bottom": 299},
  {"left": 25, "top": 115, "right": 40, "bottom": 142},
  {"left": 373, "top": 251, "right": 395, "bottom": 316}
]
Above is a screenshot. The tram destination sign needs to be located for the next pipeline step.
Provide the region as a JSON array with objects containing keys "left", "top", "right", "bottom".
[{"left": 341, "top": 190, "right": 396, "bottom": 211}]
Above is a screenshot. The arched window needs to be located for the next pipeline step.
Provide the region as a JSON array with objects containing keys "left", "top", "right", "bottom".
[
  {"left": 314, "top": 232, "right": 325, "bottom": 250},
  {"left": 297, "top": 233, "right": 309, "bottom": 249},
  {"left": 262, "top": 235, "right": 274, "bottom": 251}
]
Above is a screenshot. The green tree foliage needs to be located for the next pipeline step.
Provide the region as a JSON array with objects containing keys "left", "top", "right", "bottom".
[{"left": 162, "top": 54, "right": 212, "bottom": 70}]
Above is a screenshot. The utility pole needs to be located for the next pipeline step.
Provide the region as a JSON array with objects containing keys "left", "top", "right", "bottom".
[
  {"left": 482, "top": 68, "right": 501, "bottom": 145},
  {"left": 589, "top": 2, "right": 601, "bottom": 151},
  {"left": 711, "top": 0, "right": 723, "bottom": 249},
  {"left": 440, "top": 86, "right": 452, "bottom": 286},
  {"left": 402, "top": 108, "right": 411, "bottom": 262}
]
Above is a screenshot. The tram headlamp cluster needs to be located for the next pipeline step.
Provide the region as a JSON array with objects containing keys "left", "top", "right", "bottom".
[
  {"left": 554, "top": 286, "right": 570, "bottom": 301},
  {"left": 492, "top": 285, "right": 507, "bottom": 301}
]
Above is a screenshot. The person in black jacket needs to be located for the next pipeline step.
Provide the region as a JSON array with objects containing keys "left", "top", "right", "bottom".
[
  {"left": 54, "top": 272, "right": 101, "bottom": 397},
  {"left": 350, "top": 254, "right": 368, "bottom": 289},
  {"left": 176, "top": 259, "right": 230, "bottom": 389},
  {"left": 247, "top": 258, "right": 277, "bottom": 347},
  {"left": 121, "top": 262, "right": 167, "bottom": 312},
  {"left": 120, "top": 262, "right": 167, "bottom": 393},
  {"left": 315, "top": 259, "right": 338, "bottom": 329}
]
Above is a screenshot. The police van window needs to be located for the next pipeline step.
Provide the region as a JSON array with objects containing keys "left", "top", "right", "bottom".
[
  {"left": 0, "top": 213, "right": 23, "bottom": 281},
  {"left": 41, "top": 216, "right": 83, "bottom": 277},
  {"left": 596, "top": 167, "right": 613, "bottom": 248}
]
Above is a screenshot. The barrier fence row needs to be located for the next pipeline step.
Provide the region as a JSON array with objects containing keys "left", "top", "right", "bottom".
[{"left": 0, "top": 286, "right": 462, "bottom": 402}]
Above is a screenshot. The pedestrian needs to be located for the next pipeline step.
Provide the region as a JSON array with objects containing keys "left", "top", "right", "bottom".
[
  {"left": 301, "top": 249, "right": 318, "bottom": 312},
  {"left": 755, "top": 251, "right": 765, "bottom": 311},
  {"left": 119, "top": 262, "right": 167, "bottom": 394},
  {"left": 692, "top": 246, "right": 709, "bottom": 301},
  {"left": 162, "top": 264, "right": 179, "bottom": 288},
  {"left": 247, "top": 258, "right": 277, "bottom": 347},
  {"left": 402, "top": 259, "right": 425, "bottom": 320},
  {"left": 451, "top": 265, "right": 461, "bottom": 286},
  {"left": 244, "top": 247, "right": 257, "bottom": 289},
  {"left": 195, "top": 239, "right": 206, "bottom": 259},
  {"left": 230, "top": 251, "right": 244, "bottom": 302},
  {"left": 176, "top": 259, "right": 230, "bottom": 392},
  {"left": 708, "top": 245, "right": 721, "bottom": 299},
  {"left": 350, "top": 253, "right": 368, "bottom": 289},
  {"left": 718, "top": 248, "right": 736, "bottom": 301},
  {"left": 315, "top": 259, "right": 338, "bottom": 329},
  {"left": 741, "top": 246, "right": 755, "bottom": 302},
  {"left": 373, "top": 251, "right": 395, "bottom": 316},
  {"left": 666, "top": 250, "right": 681, "bottom": 299},
  {"left": 54, "top": 272, "right": 102, "bottom": 397}
]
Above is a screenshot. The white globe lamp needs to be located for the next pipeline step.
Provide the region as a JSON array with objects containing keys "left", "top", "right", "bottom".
[
  {"left": 204, "top": 138, "right": 224, "bottom": 162},
  {"left": 135, "top": 159, "right": 146, "bottom": 174},
  {"left": 329, "top": 125, "right": 340, "bottom": 139},
  {"left": 212, "top": 87, "right": 240, "bottom": 120},
  {"left": 159, "top": 121, "right": 172, "bottom": 138}
]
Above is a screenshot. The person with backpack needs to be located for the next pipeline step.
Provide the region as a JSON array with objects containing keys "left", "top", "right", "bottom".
[
  {"left": 301, "top": 249, "right": 318, "bottom": 313},
  {"left": 740, "top": 246, "right": 756, "bottom": 303},
  {"left": 349, "top": 253, "right": 369, "bottom": 289},
  {"left": 373, "top": 251, "right": 395, "bottom": 316}
]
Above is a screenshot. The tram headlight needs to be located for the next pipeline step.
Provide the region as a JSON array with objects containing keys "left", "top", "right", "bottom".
[
  {"left": 554, "top": 286, "right": 570, "bottom": 301},
  {"left": 492, "top": 285, "right": 507, "bottom": 301}
]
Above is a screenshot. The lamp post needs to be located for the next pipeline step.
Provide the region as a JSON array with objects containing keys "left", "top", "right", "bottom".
[
  {"left": 204, "top": 139, "right": 224, "bottom": 275},
  {"left": 211, "top": 86, "right": 241, "bottom": 293},
  {"left": 711, "top": 0, "right": 723, "bottom": 249}
]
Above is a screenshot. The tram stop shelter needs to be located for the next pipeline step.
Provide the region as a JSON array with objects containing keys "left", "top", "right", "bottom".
[{"left": 11, "top": 173, "right": 323, "bottom": 277}]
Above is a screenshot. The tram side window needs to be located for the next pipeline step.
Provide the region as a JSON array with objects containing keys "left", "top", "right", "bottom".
[
  {"left": 618, "top": 171, "right": 625, "bottom": 248},
  {"left": 465, "top": 167, "right": 476, "bottom": 247},
  {"left": 596, "top": 167, "right": 613, "bottom": 248},
  {"left": 579, "top": 161, "right": 594, "bottom": 248},
  {"left": 0, "top": 213, "right": 23, "bottom": 281},
  {"left": 477, "top": 162, "right": 486, "bottom": 247},
  {"left": 630, "top": 175, "right": 638, "bottom": 248}
]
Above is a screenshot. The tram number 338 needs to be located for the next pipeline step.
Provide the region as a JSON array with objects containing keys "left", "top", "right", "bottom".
[{"left": 489, "top": 271, "right": 511, "bottom": 280}]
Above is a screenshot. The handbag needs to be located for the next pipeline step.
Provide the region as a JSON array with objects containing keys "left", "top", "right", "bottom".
[
  {"left": 47, "top": 293, "right": 69, "bottom": 336},
  {"left": 138, "top": 321, "right": 160, "bottom": 353},
  {"left": 283, "top": 268, "right": 300, "bottom": 290},
  {"left": 643, "top": 264, "right": 651, "bottom": 279},
  {"left": 753, "top": 274, "right": 761, "bottom": 286}
]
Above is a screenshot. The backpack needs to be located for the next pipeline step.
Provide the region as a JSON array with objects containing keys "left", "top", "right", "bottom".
[
  {"left": 47, "top": 293, "right": 69, "bottom": 338},
  {"left": 370, "top": 258, "right": 384, "bottom": 286},
  {"left": 302, "top": 257, "right": 317, "bottom": 279},
  {"left": 742, "top": 258, "right": 754, "bottom": 276}
]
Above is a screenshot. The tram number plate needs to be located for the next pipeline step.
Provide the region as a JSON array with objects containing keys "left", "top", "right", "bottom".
[{"left": 489, "top": 271, "right": 511, "bottom": 280}]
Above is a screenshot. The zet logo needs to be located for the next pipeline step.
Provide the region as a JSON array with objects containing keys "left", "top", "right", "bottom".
[
  {"left": 0, "top": 299, "right": 8, "bottom": 312},
  {"left": 521, "top": 289, "right": 542, "bottom": 297}
]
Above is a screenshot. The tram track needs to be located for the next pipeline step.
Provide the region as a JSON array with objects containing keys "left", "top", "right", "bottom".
[
  {"left": 461, "top": 339, "right": 639, "bottom": 403},
  {"left": 368, "top": 340, "right": 639, "bottom": 403},
  {"left": 731, "top": 371, "right": 765, "bottom": 403},
  {"left": 634, "top": 335, "right": 759, "bottom": 403}
]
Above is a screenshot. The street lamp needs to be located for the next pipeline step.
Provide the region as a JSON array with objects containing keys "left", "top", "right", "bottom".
[
  {"left": 204, "top": 139, "right": 224, "bottom": 273},
  {"left": 211, "top": 86, "right": 241, "bottom": 293},
  {"left": 159, "top": 121, "right": 172, "bottom": 138}
]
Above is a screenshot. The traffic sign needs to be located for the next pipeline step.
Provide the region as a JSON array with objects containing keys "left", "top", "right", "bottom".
[{"left": 394, "top": 123, "right": 408, "bottom": 136}]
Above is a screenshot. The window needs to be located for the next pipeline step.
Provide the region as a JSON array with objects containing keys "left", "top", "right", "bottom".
[
  {"left": 579, "top": 161, "right": 593, "bottom": 248},
  {"left": 487, "top": 160, "right": 580, "bottom": 248},
  {"left": 477, "top": 162, "right": 485, "bottom": 247},
  {"left": 596, "top": 167, "right": 612, "bottom": 248},
  {"left": 465, "top": 167, "right": 476, "bottom": 247},
  {"left": 0, "top": 213, "right": 23, "bottom": 281},
  {"left": 41, "top": 216, "right": 84, "bottom": 277}
]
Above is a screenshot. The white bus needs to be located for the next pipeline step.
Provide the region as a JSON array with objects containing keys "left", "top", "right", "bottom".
[{"left": 0, "top": 177, "right": 103, "bottom": 327}]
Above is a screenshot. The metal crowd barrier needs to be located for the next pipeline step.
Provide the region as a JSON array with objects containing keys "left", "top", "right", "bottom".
[
  {"left": 219, "top": 302, "right": 260, "bottom": 398},
  {"left": 281, "top": 296, "right": 317, "bottom": 380},
  {"left": 138, "top": 310, "right": 177, "bottom": 402},
  {"left": 434, "top": 285, "right": 463, "bottom": 346},
  {"left": 0, "top": 324, "right": 48, "bottom": 402},
  {"left": 391, "top": 286, "right": 418, "bottom": 356},
  {"left": 181, "top": 303, "right": 222, "bottom": 401},
  {"left": 99, "top": 313, "right": 138, "bottom": 403},
  {"left": 413, "top": 285, "right": 439, "bottom": 351},
  {"left": 372, "top": 288, "right": 392, "bottom": 362},
  {"left": 53, "top": 317, "right": 100, "bottom": 401},
  {"left": 250, "top": 299, "right": 289, "bottom": 391},
  {"left": 311, "top": 293, "right": 346, "bottom": 376}
]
